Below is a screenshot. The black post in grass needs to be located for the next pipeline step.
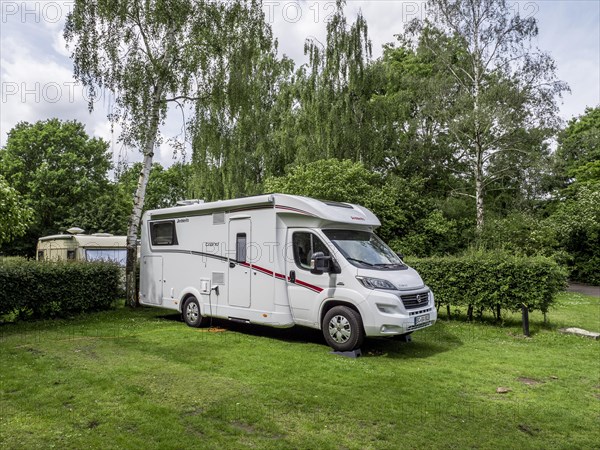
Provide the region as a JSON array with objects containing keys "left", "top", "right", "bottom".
[{"left": 521, "top": 305, "right": 530, "bottom": 337}]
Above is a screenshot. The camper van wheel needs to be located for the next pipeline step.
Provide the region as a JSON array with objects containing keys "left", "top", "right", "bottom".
[
  {"left": 182, "top": 296, "right": 205, "bottom": 328},
  {"left": 322, "top": 306, "right": 364, "bottom": 352}
]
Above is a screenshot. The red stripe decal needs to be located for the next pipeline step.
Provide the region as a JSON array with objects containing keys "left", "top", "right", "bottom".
[
  {"left": 235, "top": 261, "right": 323, "bottom": 293},
  {"left": 275, "top": 205, "right": 315, "bottom": 216},
  {"left": 293, "top": 279, "right": 324, "bottom": 293},
  {"left": 251, "top": 264, "right": 274, "bottom": 276}
]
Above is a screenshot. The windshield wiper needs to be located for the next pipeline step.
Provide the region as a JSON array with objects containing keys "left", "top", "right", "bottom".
[
  {"left": 346, "top": 257, "right": 374, "bottom": 267},
  {"left": 375, "top": 263, "right": 408, "bottom": 269}
]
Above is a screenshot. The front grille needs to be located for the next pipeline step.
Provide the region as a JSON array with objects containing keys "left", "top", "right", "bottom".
[{"left": 401, "top": 292, "right": 430, "bottom": 310}]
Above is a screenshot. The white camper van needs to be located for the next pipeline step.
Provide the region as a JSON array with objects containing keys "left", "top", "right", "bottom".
[{"left": 139, "top": 194, "right": 436, "bottom": 351}]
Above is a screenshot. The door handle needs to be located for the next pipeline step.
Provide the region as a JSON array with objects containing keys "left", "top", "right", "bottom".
[
  {"left": 229, "top": 262, "right": 235, "bottom": 268},
  {"left": 289, "top": 270, "right": 296, "bottom": 283}
]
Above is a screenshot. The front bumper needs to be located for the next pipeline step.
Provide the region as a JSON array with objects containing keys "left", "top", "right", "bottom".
[{"left": 362, "top": 288, "right": 437, "bottom": 336}]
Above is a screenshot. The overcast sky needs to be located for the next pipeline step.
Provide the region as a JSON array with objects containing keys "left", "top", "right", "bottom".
[{"left": 1, "top": 1, "right": 599, "bottom": 168}]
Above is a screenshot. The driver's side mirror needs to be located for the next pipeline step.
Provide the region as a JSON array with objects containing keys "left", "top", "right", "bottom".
[{"left": 310, "top": 251, "right": 330, "bottom": 274}]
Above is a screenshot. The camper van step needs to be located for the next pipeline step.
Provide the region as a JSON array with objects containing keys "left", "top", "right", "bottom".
[{"left": 228, "top": 317, "right": 251, "bottom": 324}]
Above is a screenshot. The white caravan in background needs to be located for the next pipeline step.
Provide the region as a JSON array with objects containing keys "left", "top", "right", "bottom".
[
  {"left": 139, "top": 194, "right": 436, "bottom": 351},
  {"left": 37, "top": 228, "right": 128, "bottom": 266}
]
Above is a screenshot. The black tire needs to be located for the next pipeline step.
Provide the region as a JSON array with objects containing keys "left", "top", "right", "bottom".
[
  {"left": 182, "top": 296, "right": 206, "bottom": 328},
  {"left": 322, "top": 306, "right": 364, "bottom": 351}
]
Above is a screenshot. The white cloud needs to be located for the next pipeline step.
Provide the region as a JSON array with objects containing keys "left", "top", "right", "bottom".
[{"left": 52, "top": 28, "right": 71, "bottom": 58}]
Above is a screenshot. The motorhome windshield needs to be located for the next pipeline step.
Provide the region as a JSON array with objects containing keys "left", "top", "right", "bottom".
[{"left": 323, "top": 230, "right": 406, "bottom": 270}]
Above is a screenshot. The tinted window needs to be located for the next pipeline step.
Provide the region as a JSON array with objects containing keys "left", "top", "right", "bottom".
[
  {"left": 292, "top": 232, "right": 330, "bottom": 271},
  {"left": 236, "top": 233, "right": 247, "bottom": 262},
  {"left": 150, "top": 221, "right": 178, "bottom": 246},
  {"left": 67, "top": 250, "right": 76, "bottom": 260}
]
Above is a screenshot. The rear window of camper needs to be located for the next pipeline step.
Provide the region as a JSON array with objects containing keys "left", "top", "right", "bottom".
[
  {"left": 150, "top": 221, "right": 179, "bottom": 246},
  {"left": 85, "top": 249, "right": 127, "bottom": 266}
]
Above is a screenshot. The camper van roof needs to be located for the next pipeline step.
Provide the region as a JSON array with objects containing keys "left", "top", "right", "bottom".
[
  {"left": 146, "top": 194, "right": 381, "bottom": 227},
  {"left": 38, "top": 234, "right": 128, "bottom": 247}
]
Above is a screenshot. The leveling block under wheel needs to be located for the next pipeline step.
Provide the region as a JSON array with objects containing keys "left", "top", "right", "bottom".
[{"left": 330, "top": 349, "right": 362, "bottom": 358}]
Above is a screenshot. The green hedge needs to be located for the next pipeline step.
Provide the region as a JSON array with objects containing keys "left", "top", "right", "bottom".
[
  {"left": 0, "top": 257, "right": 121, "bottom": 320},
  {"left": 406, "top": 252, "right": 567, "bottom": 318}
]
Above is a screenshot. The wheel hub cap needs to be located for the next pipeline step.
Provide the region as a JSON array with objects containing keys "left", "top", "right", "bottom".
[
  {"left": 328, "top": 315, "right": 351, "bottom": 343},
  {"left": 187, "top": 303, "right": 199, "bottom": 322}
]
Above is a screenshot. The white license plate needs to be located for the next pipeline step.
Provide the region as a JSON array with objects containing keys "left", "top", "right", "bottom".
[{"left": 415, "top": 314, "right": 430, "bottom": 325}]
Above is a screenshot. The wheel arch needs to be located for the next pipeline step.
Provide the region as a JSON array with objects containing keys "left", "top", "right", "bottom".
[
  {"left": 179, "top": 288, "right": 203, "bottom": 314},
  {"left": 319, "top": 299, "right": 363, "bottom": 331}
]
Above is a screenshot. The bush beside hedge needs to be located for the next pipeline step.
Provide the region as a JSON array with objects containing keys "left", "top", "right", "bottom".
[
  {"left": 0, "top": 257, "right": 121, "bottom": 320},
  {"left": 406, "top": 252, "right": 567, "bottom": 318}
]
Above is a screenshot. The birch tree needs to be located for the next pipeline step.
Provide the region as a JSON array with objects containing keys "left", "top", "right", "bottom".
[
  {"left": 406, "top": 0, "right": 568, "bottom": 232},
  {"left": 294, "top": 0, "right": 375, "bottom": 165},
  {"left": 65, "top": 0, "right": 270, "bottom": 306}
]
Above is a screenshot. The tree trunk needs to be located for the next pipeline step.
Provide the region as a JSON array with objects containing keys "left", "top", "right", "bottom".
[
  {"left": 125, "top": 149, "right": 154, "bottom": 308},
  {"left": 472, "top": 13, "right": 484, "bottom": 235},
  {"left": 125, "top": 87, "right": 163, "bottom": 308},
  {"left": 521, "top": 305, "right": 530, "bottom": 337},
  {"left": 475, "top": 152, "right": 484, "bottom": 233}
]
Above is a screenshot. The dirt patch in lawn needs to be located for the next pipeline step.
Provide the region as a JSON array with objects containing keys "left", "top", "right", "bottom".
[{"left": 517, "top": 377, "right": 543, "bottom": 386}]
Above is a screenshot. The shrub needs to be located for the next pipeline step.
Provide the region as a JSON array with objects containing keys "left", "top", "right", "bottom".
[
  {"left": 0, "top": 257, "right": 121, "bottom": 320},
  {"left": 407, "top": 252, "right": 567, "bottom": 320}
]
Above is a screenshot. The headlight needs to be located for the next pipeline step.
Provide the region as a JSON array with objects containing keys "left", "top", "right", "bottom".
[{"left": 357, "top": 276, "right": 397, "bottom": 290}]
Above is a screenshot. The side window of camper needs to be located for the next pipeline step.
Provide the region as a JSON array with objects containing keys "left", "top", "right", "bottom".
[
  {"left": 292, "top": 232, "right": 330, "bottom": 271},
  {"left": 236, "top": 233, "right": 247, "bottom": 262},
  {"left": 150, "top": 221, "right": 179, "bottom": 246},
  {"left": 37, "top": 250, "right": 44, "bottom": 260},
  {"left": 67, "top": 250, "right": 75, "bottom": 260}
]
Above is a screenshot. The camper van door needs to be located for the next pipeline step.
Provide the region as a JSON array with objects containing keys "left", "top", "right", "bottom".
[
  {"left": 285, "top": 229, "right": 332, "bottom": 324},
  {"left": 141, "top": 256, "right": 163, "bottom": 305},
  {"left": 228, "top": 218, "right": 251, "bottom": 308}
]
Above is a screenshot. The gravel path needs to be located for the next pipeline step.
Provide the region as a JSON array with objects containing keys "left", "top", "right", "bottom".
[{"left": 567, "top": 283, "right": 600, "bottom": 298}]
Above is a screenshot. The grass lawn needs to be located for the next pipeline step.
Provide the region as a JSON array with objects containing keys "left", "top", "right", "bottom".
[{"left": 1, "top": 292, "right": 598, "bottom": 449}]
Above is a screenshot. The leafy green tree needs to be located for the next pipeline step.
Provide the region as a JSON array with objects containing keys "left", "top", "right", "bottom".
[
  {"left": 189, "top": 10, "right": 294, "bottom": 201},
  {"left": 478, "top": 211, "right": 560, "bottom": 257},
  {"left": 263, "top": 159, "right": 435, "bottom": 249},
  {"left": 289, "top": 1, "right": 377, "bottom": 166},
  {"left": 117, "top": 162, "right": 193, "bottom": 211},
  {"left": 0, "top": 175, "right": 33, "bottom": 247},
  {"left": 549, "top": 185, "right": 600, "bottom": 284},
  {"left": 554, "top": 106, "right": 600, "bottom": 190},
  {"left": 67, "top": 162, "right": 194, "bottom": 236},
  {"left": 547, "top": 106, "right": 600, "bottom": 283},
  {"left": 0, "top": 119, "right": 111, "bottom": 255},
  {"left": 65, "top": 0, "right": 277, "bottom": 306},
  {"left": 405, "top": 0, "right": 568, "bottom": 232},
  {"left": 370, "top": 42, "right": 461, "bottom": 193},
  {"left": 67, "top": 183, "right": 131, "bottom": 236}
]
